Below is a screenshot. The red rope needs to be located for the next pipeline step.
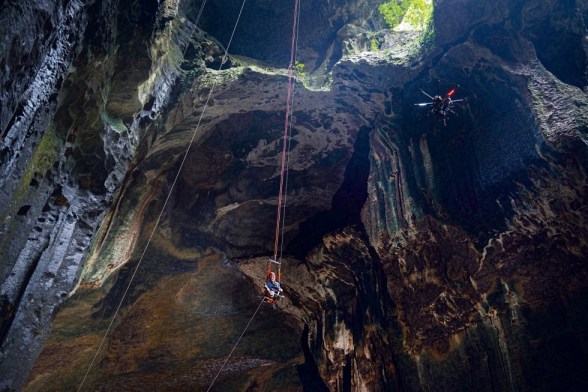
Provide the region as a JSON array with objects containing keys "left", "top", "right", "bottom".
[{"left": 272, "top": 0, "right": 299, "bottom": 263}]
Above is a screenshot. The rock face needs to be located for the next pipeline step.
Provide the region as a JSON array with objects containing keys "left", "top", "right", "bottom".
[{"left": 0, "top": 0, "right": 587, "bottom": 390}]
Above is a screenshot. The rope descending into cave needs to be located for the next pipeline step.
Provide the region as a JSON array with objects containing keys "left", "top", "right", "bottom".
[
  {"left": 77, "top": 0, "right": 250, "bottom": 390},
  {"left": 206, "top": 297, "right": 265, "bottom": 392},
  {"left": 268, "top": 0, "right": 301, "bottom": 285},
  {"left": 208, "top": 0, "right": 301, "bottom": 389}
]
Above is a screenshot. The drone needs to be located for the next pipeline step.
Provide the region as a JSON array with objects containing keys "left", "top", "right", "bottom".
[{"left": 414, "top": 86, "right": 465, "bottom": 126}]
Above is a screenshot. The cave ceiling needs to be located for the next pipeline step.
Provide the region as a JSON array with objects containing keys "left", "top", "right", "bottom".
[{"left": 0, "top": 0, "right": 588, "bottom": 391}]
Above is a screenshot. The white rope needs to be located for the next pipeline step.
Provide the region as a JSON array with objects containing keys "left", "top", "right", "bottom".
[
  {"left": 206, "top": 297, "right": 265, "bottom": 391},
  {"left": 77, "top": 0, "right": 249, "bottom": 390},
  {"left": 278, "top": 0, "right": 301, "bottom": 263}
]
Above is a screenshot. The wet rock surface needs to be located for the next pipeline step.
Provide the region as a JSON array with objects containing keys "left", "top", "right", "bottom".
[{"left": 0, "top": 0, "right": 587, "bottom": 391}]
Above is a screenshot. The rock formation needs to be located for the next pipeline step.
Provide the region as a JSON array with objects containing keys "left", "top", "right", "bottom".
[{"left": 1, "top": 0, "right": 587, "bottom": 390}]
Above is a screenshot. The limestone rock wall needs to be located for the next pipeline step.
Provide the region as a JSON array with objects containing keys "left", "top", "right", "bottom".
[
  {"left": 0, "top": 0, "right": 201, "bottom": 389},
  {"left": 0, "top": 0, "right": 587, "bottom": 391}
]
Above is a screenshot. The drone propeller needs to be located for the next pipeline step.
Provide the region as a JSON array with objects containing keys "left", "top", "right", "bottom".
[
  {"left": 420, "top": 89, "right": 434, "bottom": 100},
  {"left": 414, "top": 102, "right": 434, "bottom": 106}
]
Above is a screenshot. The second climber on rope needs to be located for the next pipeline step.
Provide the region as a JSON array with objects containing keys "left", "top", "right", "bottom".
[{"left": 264, "top": 271, "right": 283, "bottom": 300}]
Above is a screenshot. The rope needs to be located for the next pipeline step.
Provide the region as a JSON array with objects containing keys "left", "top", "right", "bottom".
[
  {"left": 77, "top": 0, "right": 249, "bottom": 390},
  {"left": 277, "top": 0, "right": 301, "bottom": 276},
  {"left": 205, "top": 297, "right": 265, "bottom": 391},
  {"left": 207, "top": 3, "right": 301, "bottom": 391},
  {"left": 270, "top": 0, "right": 301, "bottom": 285}
]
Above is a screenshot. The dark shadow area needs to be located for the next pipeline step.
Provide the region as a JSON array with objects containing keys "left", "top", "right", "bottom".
[
  {"left": 520, "top": 287, "right": 588, "bottom": 391},
  {"left": 16, "top": 205, "right": 31, "bottom": 216},
  {"left": 297, "top": 324, "right": 330, "bottom": 391},
  {"left": 0, "top": 294, "right": 16, "bottom": 350},
  {"left": 287, "top": 125, "right": 371, "bottom": 258}
]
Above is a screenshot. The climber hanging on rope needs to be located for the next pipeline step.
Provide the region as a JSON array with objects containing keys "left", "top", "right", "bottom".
[
  {"left": 263, "top": 255, "right": 283, "bottom": 303},
  {"left": 264, "top": 270, "right": 283, "bottom": 301}
]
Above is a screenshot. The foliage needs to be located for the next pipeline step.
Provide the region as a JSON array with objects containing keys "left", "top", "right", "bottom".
[
  {"left": 370, "top": 38, "right": 380, "bottom": 52},
  {"left": 376, "top": 0, "right": 435, "bottom": 56},
  {"left": 419, "top": 15, "right": 436, "bottom": 50},
  {"left": 295, "top": 60, "right": 306, "bottom": 78},
  {"left": 402, "top": 0, "right": 434, "bottom": 30},
  {"left": 378, "top": 0, "right": 433, "bottom": 31},
  {"left": 378, "top": 1, "right": 410, "bottom": 29}
]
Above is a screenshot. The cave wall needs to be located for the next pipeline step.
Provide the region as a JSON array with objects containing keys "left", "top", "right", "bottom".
[
  {"left": 0, "top": 0, "right": 587, "bottom": 391},
  {"left": 0, "top": 0, "right": 202, "bottom": 389},
  {"left": 357, "top": 0, "right": 588, "bottom": 390}
]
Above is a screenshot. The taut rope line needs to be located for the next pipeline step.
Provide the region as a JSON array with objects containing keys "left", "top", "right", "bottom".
[
  {"left": 205, "top": 297, "right": 265, "bottom": 392},
  {"left": 272, "top": 0, "right": 301, "bottom": 262},
  {"left": 277, "top": 0, "right": 301, "bottom": 263}
]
